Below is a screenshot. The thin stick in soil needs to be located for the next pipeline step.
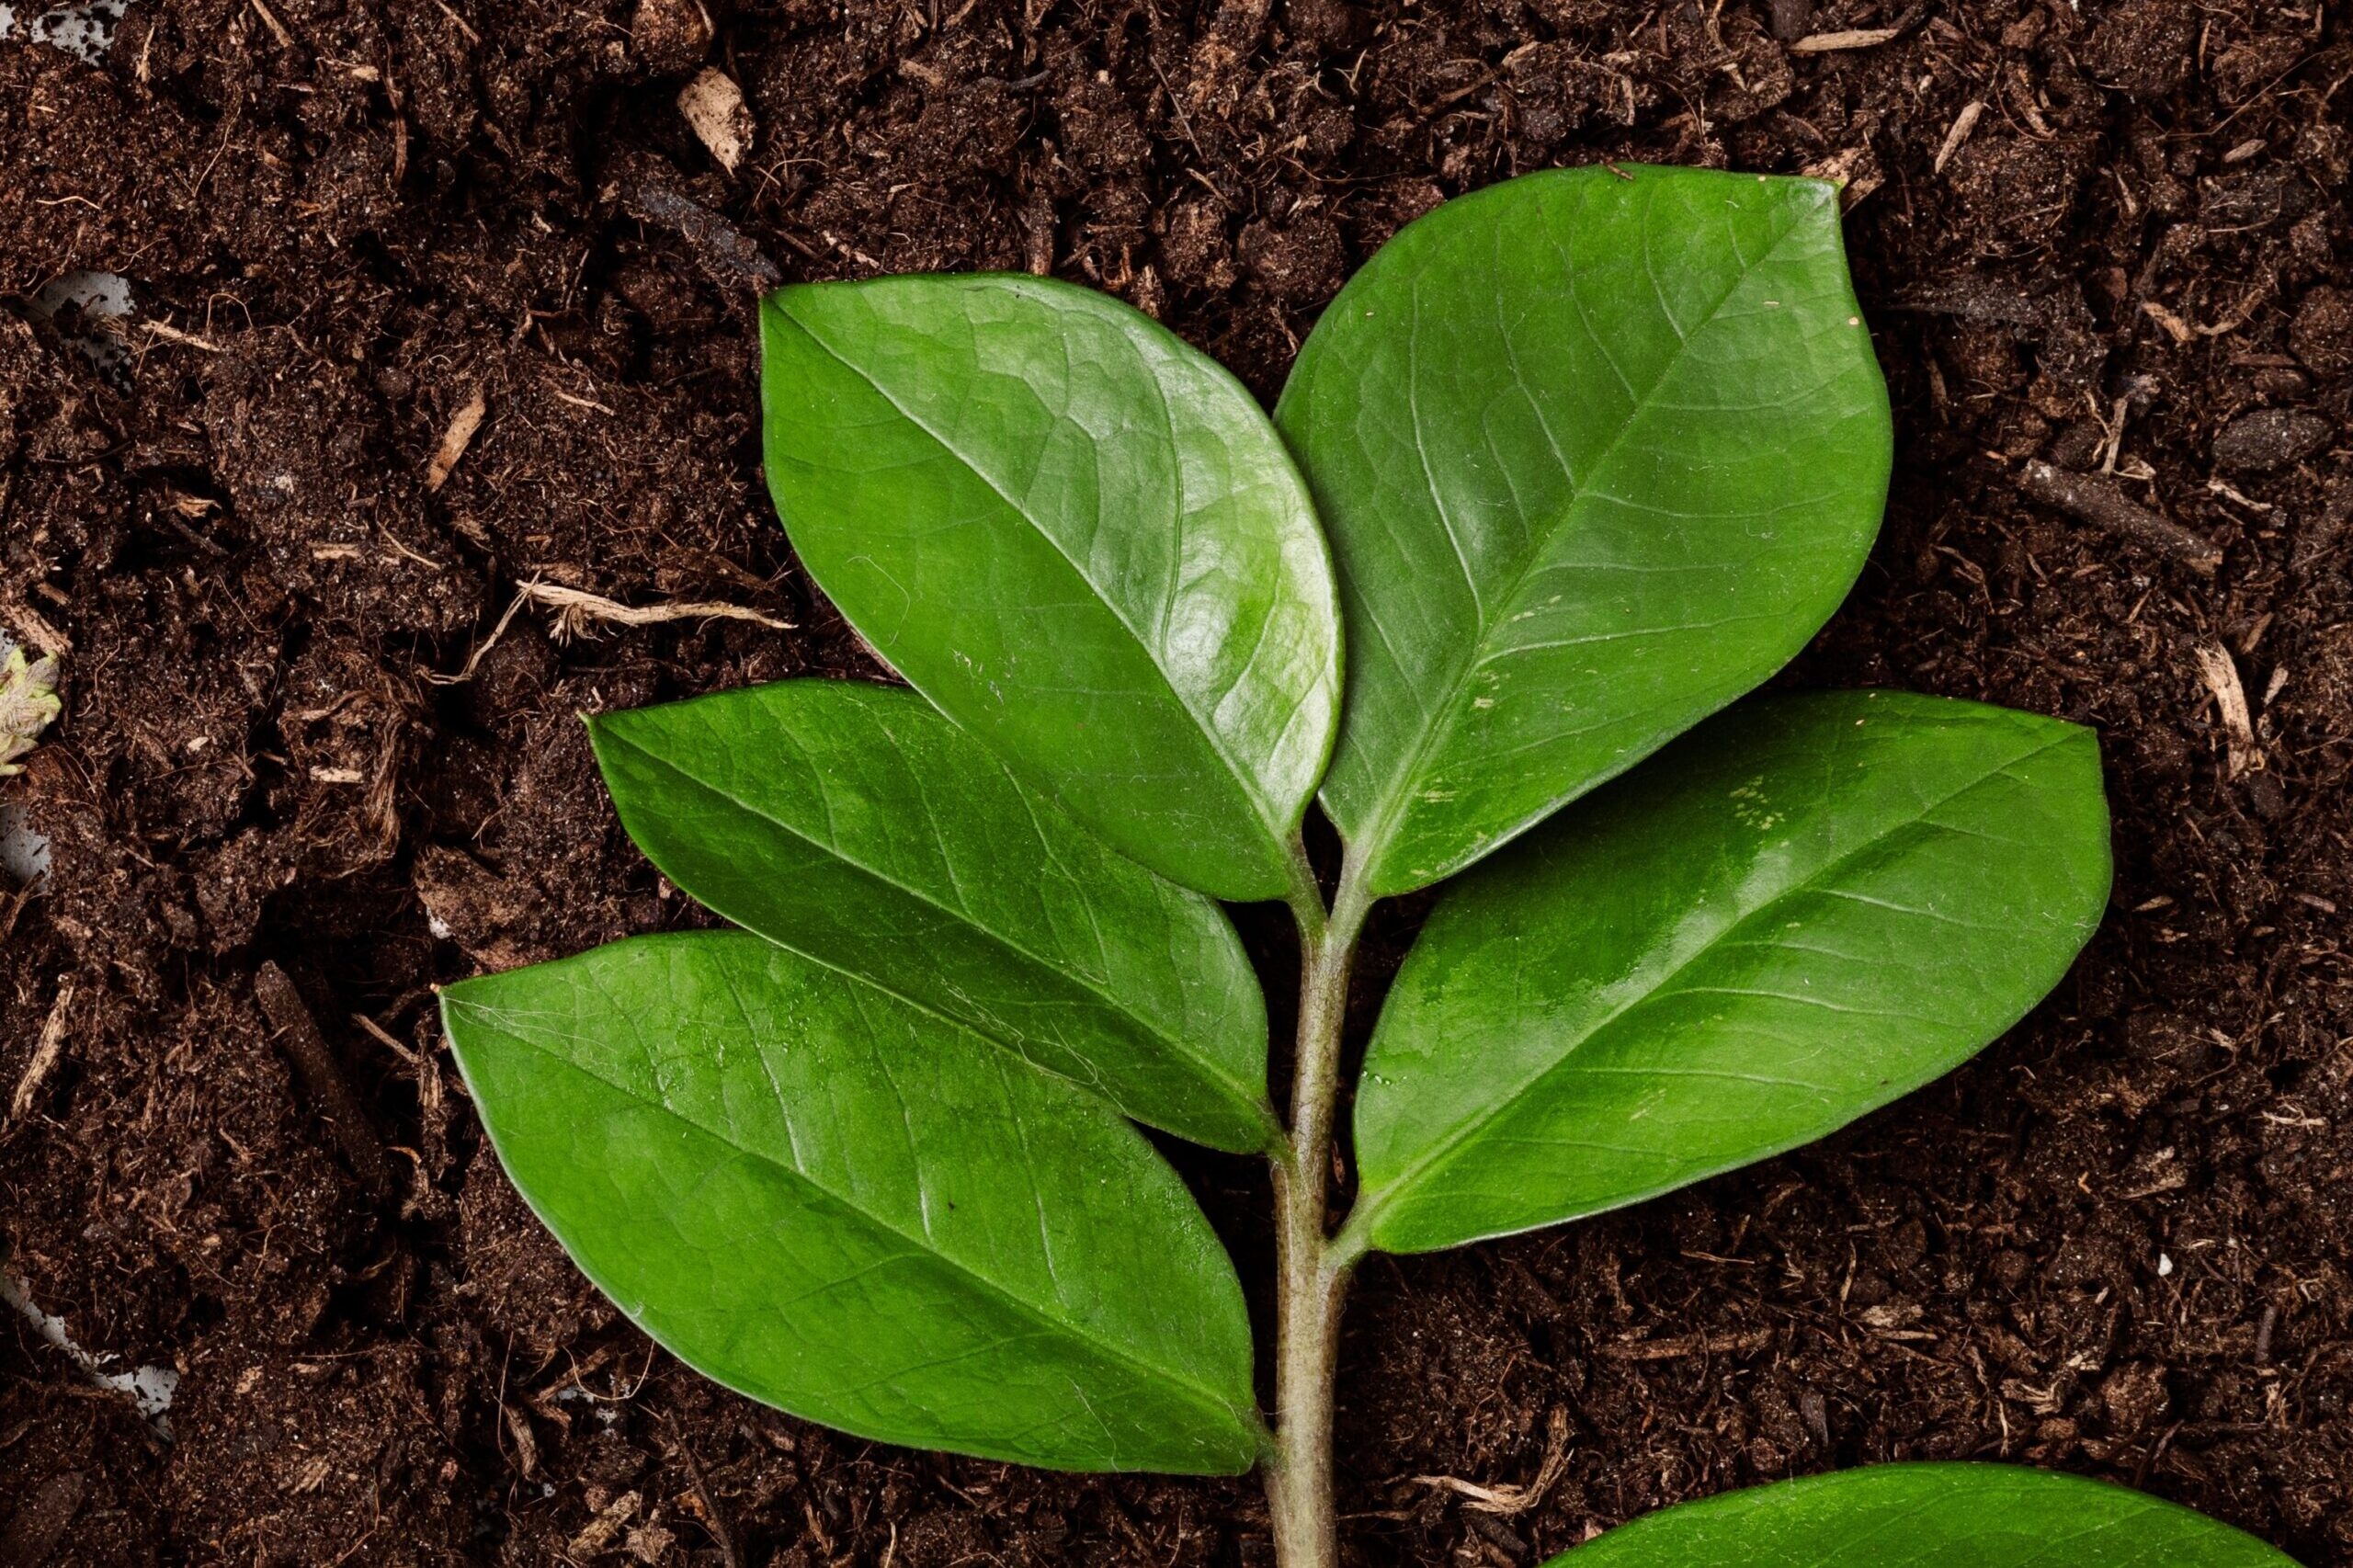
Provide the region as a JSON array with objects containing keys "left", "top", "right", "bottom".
[
  {"left": 255, "top": 962, "right": 393, "bottom": 1203},
  {"left": 622, "top": 161, "right": 783, "bottom": 297},
  {"left": 2016, "top": 460, "right": 2223, "bottom": 575}
]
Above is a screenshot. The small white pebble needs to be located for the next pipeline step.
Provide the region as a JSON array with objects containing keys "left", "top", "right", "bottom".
[{"left": 2156, "top": 1253, "right": 2175, "bottom": 1278}]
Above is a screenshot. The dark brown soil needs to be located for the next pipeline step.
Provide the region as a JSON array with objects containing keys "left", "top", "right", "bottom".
[{"left": 4, "top": 0, "right": 2351, "bottom": 1562}]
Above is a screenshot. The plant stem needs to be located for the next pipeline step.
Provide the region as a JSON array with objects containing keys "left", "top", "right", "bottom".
[{"left": 1266, "top": 840, "right": 1372, "bottom": 1568}]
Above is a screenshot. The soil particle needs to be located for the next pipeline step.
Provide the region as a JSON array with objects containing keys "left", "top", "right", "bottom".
[
  {"left": 2083, "top": 0, "right": 2198, "bottom": 100},
  {"left": 2212, "top": 408, "right": 2336, "bottom": 474},
  {"left": 163, "top": 1342, "right": 471, "bottom": 1564},
  {"left": 2293, "top": 285, "right": 2353, "bottom": 377},
  {"left": 6, "top": 0, "right": 2353, "bottom": 1562}
]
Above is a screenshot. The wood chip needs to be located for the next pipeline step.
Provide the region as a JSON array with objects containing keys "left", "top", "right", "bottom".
[
  {"left": 677, "top": 67, "right": 755, "bottom": 175},
  {"left": 570, "top": 1491, "right": 642, "bottom": 1557},
  {"left": 2016, "top": 460, "right": 2222, "bottom": 574},
  {"left": 1933, "top": 100, "right": 1984, "bottom": 175},
  {"left": 1801, "top": 145, "right": 1881, "bottom": 209},
  {"left": 0, "top": 601, "right": 72, "bottom": 659},
  {"left": 425, "top": 388, "right": 486, "bottom": 492},
  {"left": 503, "top": 1404, "right": 540, "bottom": 1479},
  {"left": 2141, "top": 299, "right": 2194, "bottom": 344},
  {"left": 2191, "top": 640, "right": 2261, "bottom": 779},
  {"left": 1790, "top": 27, "right": 1899, "bottom": 53},
  {"left": 10, "top": 979, "right": 74, "bottom": 1122}
]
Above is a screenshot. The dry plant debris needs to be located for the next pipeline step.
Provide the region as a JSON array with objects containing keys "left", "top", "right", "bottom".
[{"left": 0, "top": 646, "right": 62, "bottom": 777}]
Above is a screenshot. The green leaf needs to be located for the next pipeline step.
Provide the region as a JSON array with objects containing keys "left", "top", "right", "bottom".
[
  {"left": 589, "top": 679, "right": 1276, "bottom": 1152},
  {"left": 1276, "top": 165, "right": 1893, "bottom": 896},
  {"left": 1348, "top": 692, "right": 2109, "bottom": 1256},
  {"left": 761, "top": 275, "right": 1341, "bottom": 901},
  {"left": 1548, "top": 1463, "right": 2298, "bottom": 1568},
  {"left": 441, "top": 932, "right": 1260, "bottom": 1474}
]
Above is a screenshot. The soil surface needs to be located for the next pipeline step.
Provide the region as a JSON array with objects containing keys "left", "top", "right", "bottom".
[{"left": 4, "top": 0, "right": 2352, "bottom": 1563}]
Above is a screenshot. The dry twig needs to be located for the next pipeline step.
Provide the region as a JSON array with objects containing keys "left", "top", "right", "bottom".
[
  {"left": 255, "top": 963, "right": 393, "bottom": 1201},
  {"left": 2016, "top": 460, "right": 2222, "bottom": 575}
]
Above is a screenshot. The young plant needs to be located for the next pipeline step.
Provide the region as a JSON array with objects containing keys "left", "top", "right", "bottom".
[{"left": 438, "top": 167, "right": 2276, "bottom": 1563}]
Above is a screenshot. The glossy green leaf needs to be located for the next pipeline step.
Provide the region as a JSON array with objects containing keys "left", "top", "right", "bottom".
[
  {"left": 1277, "top": 165, "right": 1893, "bottom": 895},
  {"left": 761, "top": 275, "right": 1340, "bottom": 901},
  {"left": 1349, "top": 691, "right": 2109, "bottom": 1256},
  {"left": 588, "top": 679, "right": 1276, "bottom": 1152},
  {"left": 1549, "top": 1463, "right": 2298, "bottom": 1568},
  {"left": 441, "top": 932, "right": 1259, "bottom": 1473}
]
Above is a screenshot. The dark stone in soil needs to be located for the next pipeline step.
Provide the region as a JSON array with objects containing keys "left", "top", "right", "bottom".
[{"left": 2212, "top": 407, "right": 2335, "bottom": 473}]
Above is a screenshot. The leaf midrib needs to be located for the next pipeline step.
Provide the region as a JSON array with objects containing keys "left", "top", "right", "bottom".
[
  {"left": 1345, "top": 190, "right": 1819, "bottom": 878},
  {"left": 449, "top": 988, "right": 1252, "bottom": 1437},
  {"left": 599, "top": 723, "right": 1274, "bottom": 1136},
  {"left": 1351, "top": 726, "right": 2075, "bottom": 1242},
  {"left": 774, "top": 294, "right": 1284, "bottom": 842}
]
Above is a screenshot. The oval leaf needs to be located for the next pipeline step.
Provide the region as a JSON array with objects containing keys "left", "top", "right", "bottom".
[
  {"left": 761, "top": 275, "right": 1341, "bottom": 900},
  {"left": 589, "top": 680, "right": 1277, "bottom": 1152},
  {"left": 442, "top": 932, "right": 1260, "bottom": 1473},
  {"left": 1277, "top": 165, "right": 1893, "bottom": 895},
  {"left": 1349, "top": 692, "right": 2110, "bottom": 1256},
  {"left": 1550, "top": 1463, "right": 2297, "bottom": 1568}
]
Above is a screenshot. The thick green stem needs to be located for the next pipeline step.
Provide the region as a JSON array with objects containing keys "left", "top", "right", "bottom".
[{"left": 1265, "top": 842, "right": 1372, "bottom": 1568}]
